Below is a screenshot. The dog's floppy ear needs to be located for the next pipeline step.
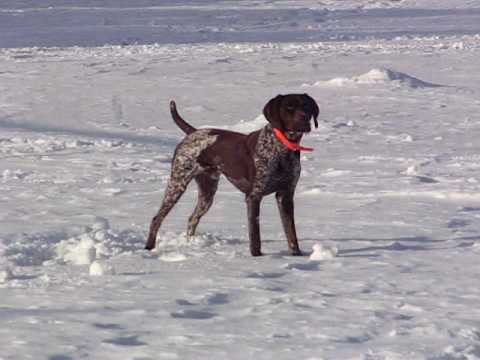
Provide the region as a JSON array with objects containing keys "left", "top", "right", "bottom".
[
  {"left": 263, "top": 95, "right": 285, "bottom": 130},
  {"left": 304, "top": 94, "right": 319, "bottom": 128}
]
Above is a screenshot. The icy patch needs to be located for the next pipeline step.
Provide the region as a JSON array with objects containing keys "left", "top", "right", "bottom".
[
  {"left": 309, "top": 68, "right": 443, "bottom": 89},
  {"left": 321, "top": 168, "right": 352, "bottom": 178},
  {"left": 159, "top": 252, "right": 188, "bottom": 262},
  {"left": 309, "top": 243, "right": 338, "bottom": 261}
]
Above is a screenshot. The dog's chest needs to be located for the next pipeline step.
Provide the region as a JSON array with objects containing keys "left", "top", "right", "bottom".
[
  {"left": 263, "top": 154, "right": 300, "bottom": 194},
  {"left": 252, "top": 128, "right": 301, "bottom": 196}
]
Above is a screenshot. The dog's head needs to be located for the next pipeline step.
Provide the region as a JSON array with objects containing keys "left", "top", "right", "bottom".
[{"left": 263, "top": 93, "right": 319, "bottom": 142}]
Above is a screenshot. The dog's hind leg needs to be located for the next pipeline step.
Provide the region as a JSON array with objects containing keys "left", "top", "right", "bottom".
[
  {"left": 187, "top": 171, "right": 220, "bottom": 238},
  {"left": 145, "top": 162, "right": 197, "bottom": 250}
]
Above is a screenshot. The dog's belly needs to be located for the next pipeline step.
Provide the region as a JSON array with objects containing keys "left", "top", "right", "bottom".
[
  {"left": 207, "top": 156, "right": 254, "bottom": 194},
  {"left": 223, "top": 175, "right": 251, "bottom": 193}
]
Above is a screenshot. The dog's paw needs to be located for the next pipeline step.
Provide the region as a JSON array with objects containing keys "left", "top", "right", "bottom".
[
  {"left": 144, "top": 243, "right": 156, "bottom": 251},
  {"left": 289, "top": 248, "right": 303, "bottom": 256}
]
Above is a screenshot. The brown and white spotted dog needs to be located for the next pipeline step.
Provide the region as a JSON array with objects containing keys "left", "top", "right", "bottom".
[{"left": 145, "top": 94, "right": 319, "bottom": 256}]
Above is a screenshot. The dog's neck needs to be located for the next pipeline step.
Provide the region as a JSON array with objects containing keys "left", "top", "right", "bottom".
[{"left": 264, "top": 125, "right": 313, "bottom": 153}]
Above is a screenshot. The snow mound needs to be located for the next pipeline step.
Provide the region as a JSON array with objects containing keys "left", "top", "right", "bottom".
[
  {"left": 55, "top": 220, "right": 144, "bottom": 264},
  {"left": 2, "top": 217, "right": 144, "bottom": 267},
  {"left": 309, "top": 243, "right": 338, "bottom": 261},
  {"left": 0, "top": 267, "right": 14, "bottom": 283},
  {"left": 56, "top": 236, "right": 97, "bottom": 265},
  {"left": 405, "top": 165, "right": 419, "bottom": 176},
  {"left": 310, "top": 68, "right": 442, "bottom": 89},
  {"left": 89, "top": 261, "right": 116, "bottom": 276},
  {"left": 1, "top": 221, "right": 229, "bottom": 269}
]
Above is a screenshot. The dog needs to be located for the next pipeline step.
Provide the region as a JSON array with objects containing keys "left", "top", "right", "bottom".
[{"left": 145, "top": 94, "right": 319, "bottom": 256}]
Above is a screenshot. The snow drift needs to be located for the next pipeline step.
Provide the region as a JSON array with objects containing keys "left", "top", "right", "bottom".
[{"left": 309, "top": 68, "right": 444, "bottom": 89}]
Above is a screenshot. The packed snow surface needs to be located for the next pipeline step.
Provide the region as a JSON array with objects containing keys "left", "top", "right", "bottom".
[{"left": 2, "top": 1, "right": 480, "bottom": 359}]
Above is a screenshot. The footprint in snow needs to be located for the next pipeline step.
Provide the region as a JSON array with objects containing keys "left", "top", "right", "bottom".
[
  {"left": 102, "top": 335, "right": 147, "bottom": 347},
  {"left": 461, "top": 206, "right": 480, "bottom": 213},
  {"left": 414, "top": 175, "right": 438, "bottom": 184},
  {"left": 336, "top": 333, "right": 372, "bottom": 344},
  {"left": 170, "top": 309, "right": 217, "bottom": 320},
  {"left": 206, "top": 292, "right": 229, "bottom": 305},
  {"left": 175, "top": 299, "right": 196, "bottom": 306},
  {"left": 447, "top": 218, "right": 470, "bottom": 229},
  {"left": 175, "top": 291, "right": 229, "bottom": 307},
  {"left": 48, "top": 355, "right": 73, "bottom": 360},
  {"left": 93, "top": 323, "right": 124, "bottom": 330},
  {"left": 283, "top": 262, "right": 320, "bottom": 271},
  {"left": 245, "top": 271, "right": 287, "bottom": 279}
]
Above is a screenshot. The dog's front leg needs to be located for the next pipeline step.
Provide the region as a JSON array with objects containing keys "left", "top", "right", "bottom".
[
  {"left": 246, "top": 195, "right": 263, "bottom": 256},
  {"left": 276, "top": 191, "right": 302, "bottom": 256}
]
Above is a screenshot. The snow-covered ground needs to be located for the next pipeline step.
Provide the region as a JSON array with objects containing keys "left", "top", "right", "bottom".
[
  {"left": 2, "top": 0, "right": 480, "bottom": 48},
  {"left": 1, "top": 1, "right": 480, "bottom": 359}
]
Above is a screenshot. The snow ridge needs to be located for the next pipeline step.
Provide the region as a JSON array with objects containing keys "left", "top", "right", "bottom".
[{"left": 310, "top": 68, "right": 443, "bottom": 88}]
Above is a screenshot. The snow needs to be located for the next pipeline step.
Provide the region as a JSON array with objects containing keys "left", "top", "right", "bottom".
[
  {"left": 56, "top": 235, "right": 97, "bottom": 265},
  {"left": 309, "top": 243, "right": 338, "bottom": 261},
  {"left": 0, "top": 267, "right": 13, "bottom": 283},
  {"left": 1, "top": 1, "right": 480, "bottom": 359},
  {"left": 309, "top": 68, "right": 444, "bottom": 88},
  {"left": 89, "top": 261, "right": 116, "bottom": 276}
]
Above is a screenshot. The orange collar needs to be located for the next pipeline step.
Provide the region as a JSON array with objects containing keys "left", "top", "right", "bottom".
[{"left": 272, "top": 128, "right": 313, "bottom": 152}]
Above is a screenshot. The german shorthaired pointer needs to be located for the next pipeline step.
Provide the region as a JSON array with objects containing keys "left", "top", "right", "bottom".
[{"left": 145, "top": 94, "right": 319, "bottom": 256}]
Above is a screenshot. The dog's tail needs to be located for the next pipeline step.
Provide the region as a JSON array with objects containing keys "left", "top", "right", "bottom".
[{"left": 170, "top": 101, "right": 196, "bottom": 135}]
